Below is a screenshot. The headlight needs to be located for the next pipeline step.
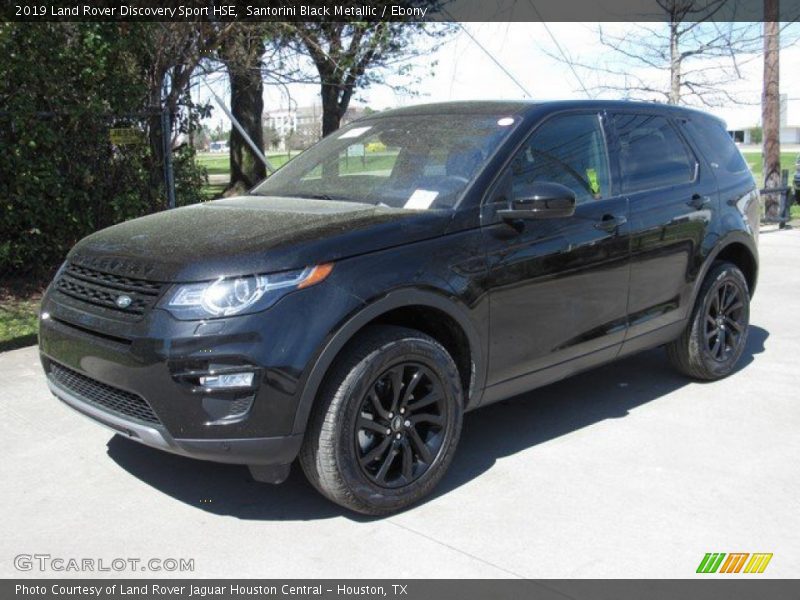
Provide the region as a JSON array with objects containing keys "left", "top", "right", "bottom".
[{"left": 162, "top": 263, "right": 333, "bottom": 320}]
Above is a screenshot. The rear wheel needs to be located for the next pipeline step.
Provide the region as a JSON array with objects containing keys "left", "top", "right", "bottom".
[
  {"left": 300, "top": 325, "right": 463, "bottom": 515},
  {"left": 667, "top": 261, "right": 750, "bottom": 380}
]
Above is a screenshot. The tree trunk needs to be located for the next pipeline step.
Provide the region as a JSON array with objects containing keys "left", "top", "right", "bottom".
[
  {"left": 762, "top": 1, "right": 780, "bottom": 220},
  {"left": 320, "top": 82, "right": 343, "bottom": 138},
  {"left": 319, "top": 82, "right": 343, "bottom": 180},
  {"left": 226, "top": 58, "right": 266, "bottom": 193},
  {"left": 668, "top": 20, "right": 681, "bottom": 104},
  {"left": 147, "top": 83, "right": 167, "bottom": 213}
]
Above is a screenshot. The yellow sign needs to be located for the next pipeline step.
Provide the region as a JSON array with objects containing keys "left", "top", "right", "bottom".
[
  {"left": 109, "top": 127, "right": 144, "bottom": 146},
  {"left": 586, "top": 168, "right": 600, "bottom": 195}
]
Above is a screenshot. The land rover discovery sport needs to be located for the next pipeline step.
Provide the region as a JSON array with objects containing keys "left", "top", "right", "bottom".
[{"left": 39, "top": 101, "right": 759, "bottom": 514}]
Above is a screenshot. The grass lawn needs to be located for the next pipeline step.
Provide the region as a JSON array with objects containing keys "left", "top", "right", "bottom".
[
  {"left": 338, "top": 153, "right": 397, "bottom": 174},
  {"left": 196, "top": 153, "right": 230, "bottom": 176},
  {"left": 200, "top": 149, "right": 795, "bottom": 193},
  {"left": 197, "top": 151, "right": 297, "bottom": 199},
  {"left": 201, "top": 183, "right": 226, "bottom": 199},
  {"left": 742, "top": 151, "right": 799, "bottom": 221},
  {"left": 0, "top": 280, "right": 45, "bottom": 352},
  {"left": 196, "top": 151, "right": 398, "bottom": 199},
  {"left": 196, "top": 151, "right": 296, "bottom": 175},
  {"left": 740, "top": 151, "right": 797, "bottom": 185}
]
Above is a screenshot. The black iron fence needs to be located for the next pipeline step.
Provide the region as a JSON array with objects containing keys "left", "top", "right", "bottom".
[{"left": 761, "top": 169, "right": 796, "bottom": 229}]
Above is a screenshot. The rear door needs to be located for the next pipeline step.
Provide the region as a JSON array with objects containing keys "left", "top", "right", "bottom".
[
  {"left": 610, "top": 112, "right": 716, "bottom": 341},
  {"left": 680, "top": 114, "right": 753, "bottom": 211}
]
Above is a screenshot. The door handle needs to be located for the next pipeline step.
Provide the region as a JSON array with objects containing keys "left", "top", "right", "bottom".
[
  {"left": 687, "top": 193, "right": 711, "bottom": 210},
  {"left": 594, "top": 214, "right": 627, "bottom": 232}
]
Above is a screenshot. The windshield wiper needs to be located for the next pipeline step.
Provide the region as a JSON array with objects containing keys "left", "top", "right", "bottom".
[
  {"left": 301, "top": 193, "right": 347, "bottom": 201},
  {"left": 249, "top": 191, "right": 347, "bottom": 201},
  {"left": 250, "top": 191, "right": 371, "bottom": 204}
]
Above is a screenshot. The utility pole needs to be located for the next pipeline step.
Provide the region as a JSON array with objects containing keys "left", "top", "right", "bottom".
[
  {"left": 762, "top": 0, "right": 781, "bottom": 220},
  {"left": 669, "top": 17, "right": 681, "bottom": 104}
]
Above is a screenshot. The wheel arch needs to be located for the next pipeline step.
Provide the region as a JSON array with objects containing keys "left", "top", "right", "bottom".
[
  {"left": 704, "top": 231, "right": 758, "bottom": 294},
  {"left": 687, "top": 233, "right": 758, "bottom": 323},
  {"left": 291, "top": 289, "right": 485, "bottom": 435},
  {"left": 712, "top": 240, "right": 758, "bottom": 296}
]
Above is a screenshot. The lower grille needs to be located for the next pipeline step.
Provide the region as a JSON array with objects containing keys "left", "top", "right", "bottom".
[{"left": 49, "top": 363, "right": 160, "bottom": 425}]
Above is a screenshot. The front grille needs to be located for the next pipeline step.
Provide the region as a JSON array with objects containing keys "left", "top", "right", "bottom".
[
  {"left": 49, "top": 362, "right": 160, "bottom": 425},
  {"left": 55, "top": 262, "right": 164, "bottom": 317}
]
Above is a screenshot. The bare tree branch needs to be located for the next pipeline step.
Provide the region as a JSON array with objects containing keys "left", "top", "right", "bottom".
[{"left": 546, "top": 0, "right": 769, "bottom": 107}]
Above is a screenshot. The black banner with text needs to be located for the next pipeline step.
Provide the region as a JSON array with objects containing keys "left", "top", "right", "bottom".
[
  {"left": 2, "top": 0, "right": 800, "bottom": 22},
  {"left": 6, "top": 580, "right": 800, "bottom": 600}
]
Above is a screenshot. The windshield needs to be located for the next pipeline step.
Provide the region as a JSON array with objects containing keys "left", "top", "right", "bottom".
[{"left": 252, "top": 113, "right": 519, "bottom": 210}]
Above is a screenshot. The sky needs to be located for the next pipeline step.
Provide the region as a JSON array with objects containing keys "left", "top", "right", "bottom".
[{"left": 196, "top": 22, "right": 800, "bottom": 133}]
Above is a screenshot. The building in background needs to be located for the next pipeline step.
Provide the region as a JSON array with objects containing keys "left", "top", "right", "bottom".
[
  {"left": 209, "top": 140, "right": 229, "bottom": 153},
  {"left": 725, "top": 94, "right": 800, "bottom": 145},
  {"left": 263, "top": 104, "right": 370, "bottom": 151}
]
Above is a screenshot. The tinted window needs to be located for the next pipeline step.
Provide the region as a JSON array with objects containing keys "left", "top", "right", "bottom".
[
  {"left": 505, "top": 113, "right": 610, "bottom": 205},
  {"left": 614, "top": 114, "right": 696, "bottom": 193},
  {"left": 683, "top": 117, "right": 748, "bottom": 175}
]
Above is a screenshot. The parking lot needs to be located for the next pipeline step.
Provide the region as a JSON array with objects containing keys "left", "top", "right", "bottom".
[{"left": 1, "top": 228, "right": 798, "bottom": 579}]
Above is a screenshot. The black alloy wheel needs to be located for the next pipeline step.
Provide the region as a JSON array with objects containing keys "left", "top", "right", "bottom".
[
  {"left": 300, "top": 325, "right": 463, "bottom": 515},
  {"left": 355, "top": 363, "right": 446, "bottom": 488},
  {"left": 667, "top": 261, "right": 750, "bottom": 380},
  {"left": 704, "top": 279, "right": 746, "bottom": 362}
]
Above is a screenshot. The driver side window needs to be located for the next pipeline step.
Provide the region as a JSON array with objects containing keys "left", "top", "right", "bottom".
[{"left": 507, "top": 113, "right": 610, "bottom": 205}]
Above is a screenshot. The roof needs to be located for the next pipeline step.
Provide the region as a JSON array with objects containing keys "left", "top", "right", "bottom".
[
  {"left": 360, "top": 99, "right": 724, "bottom": 125},
  {"left": 361, "top": 101, "right": 534, "bottom": 119}
]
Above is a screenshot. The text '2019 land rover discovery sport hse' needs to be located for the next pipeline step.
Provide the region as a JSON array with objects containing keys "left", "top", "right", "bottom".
[{"left": 39, "top": 101, "right": 759, "bottom": 515}]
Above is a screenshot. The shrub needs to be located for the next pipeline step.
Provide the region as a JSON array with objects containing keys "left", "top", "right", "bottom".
[{"left": 0, "top": 23, "right": 207, "bottom": 279}]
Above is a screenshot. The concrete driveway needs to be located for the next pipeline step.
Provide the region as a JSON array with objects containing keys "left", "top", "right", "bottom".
[{"left": 2, "top": 228, "right": 798, "bottom": 579}]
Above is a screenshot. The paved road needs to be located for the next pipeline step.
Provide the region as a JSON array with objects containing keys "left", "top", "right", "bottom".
[{"left": 2, "top": 228, "right": 798, "bottom": 579}]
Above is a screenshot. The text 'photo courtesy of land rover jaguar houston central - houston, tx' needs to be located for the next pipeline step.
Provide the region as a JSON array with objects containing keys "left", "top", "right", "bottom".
[{"left": 39, "top": 101, "right": 759, "bottom": 514}]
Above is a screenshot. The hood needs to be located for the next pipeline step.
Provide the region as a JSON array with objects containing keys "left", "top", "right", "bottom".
[{"left": 67, "top": 196, "right": 452, "bottom": 282}]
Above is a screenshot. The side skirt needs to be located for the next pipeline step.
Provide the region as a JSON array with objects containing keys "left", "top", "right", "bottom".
[{"left": 476, "top": 319, "right": 687, "bottom": 409}]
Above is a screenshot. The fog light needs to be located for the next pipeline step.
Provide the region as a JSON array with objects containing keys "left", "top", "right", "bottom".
[
  {"left": 203, "top": 393, "right": 255, "bottom": 424},
  {"left": 199, "top": 372, "right": 254, "bottom": 389}
]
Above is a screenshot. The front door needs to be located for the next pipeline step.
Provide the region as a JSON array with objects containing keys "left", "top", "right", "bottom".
[{"left": 481, "top": 111, "right": 630, "bottom": 400}]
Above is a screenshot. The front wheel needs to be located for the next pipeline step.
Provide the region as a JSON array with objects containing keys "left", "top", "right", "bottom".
[
  {"left": 667, "top": 261, "right": 750, "bottom": 380},
  {"left": 300, "top": 325, "right": 463, "bottom": 515}
]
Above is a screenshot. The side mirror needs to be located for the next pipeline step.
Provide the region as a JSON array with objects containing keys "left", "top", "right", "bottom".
[{"left": 497, "top": 181, "right": 576, "bottom": 220}]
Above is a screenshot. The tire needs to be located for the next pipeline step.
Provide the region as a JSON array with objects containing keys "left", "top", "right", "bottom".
[
  {"left": 299, "top": 325, "right": 464, "bottom": 515},
  {"left": 667, "top": 261, "right": 750, "bottom": 380}
]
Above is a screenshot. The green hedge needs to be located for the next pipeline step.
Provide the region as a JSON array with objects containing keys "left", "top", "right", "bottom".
[{"left": 0, "top": 23, "right": 206, "bottom": 278}]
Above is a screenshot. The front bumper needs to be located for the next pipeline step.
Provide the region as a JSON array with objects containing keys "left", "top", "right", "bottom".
[
  {"left": 37, "top": 271, "right": 361, "bottom": 469},
  {"left": 48, "top": 375, "right": 302, "bottom": 465}
]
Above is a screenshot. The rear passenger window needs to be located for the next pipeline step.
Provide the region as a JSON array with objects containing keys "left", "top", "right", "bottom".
[
  {"left": 683, "top": 118, "right": 748, "bottom": 175},
  {"left": 613, "top": 114, "right": 696, "bottom": 193}
]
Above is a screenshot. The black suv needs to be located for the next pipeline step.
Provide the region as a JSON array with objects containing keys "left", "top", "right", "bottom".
[{"left": 39, "top": 101, "right": 759, "bottom": 514}]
